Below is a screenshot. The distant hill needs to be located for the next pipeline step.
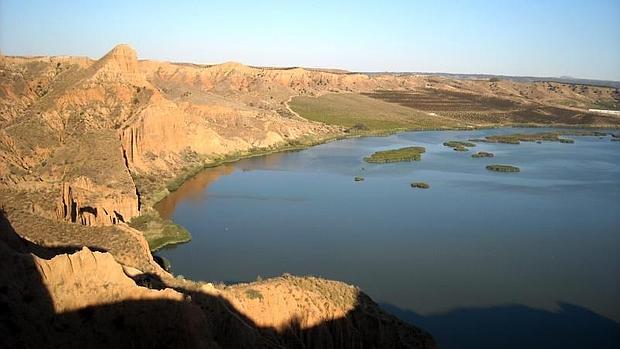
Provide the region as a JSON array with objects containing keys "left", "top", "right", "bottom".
[{"left": 365, "top": 71, "right": 620, "bottom": 89}]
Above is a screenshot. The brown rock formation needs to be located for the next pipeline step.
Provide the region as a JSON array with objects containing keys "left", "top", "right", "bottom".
[
  {"left": 88, "top": 44, "right": 144, "bottom": 85},
  {"left": 56, "top": 177, "right": 139, "bottom": 225}
]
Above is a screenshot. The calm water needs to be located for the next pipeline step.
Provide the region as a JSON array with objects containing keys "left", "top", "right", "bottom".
[{"left": 157, "top": 128, "right": 620, "bottom": 348}]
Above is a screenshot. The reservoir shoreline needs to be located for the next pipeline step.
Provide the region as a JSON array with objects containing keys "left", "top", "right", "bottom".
[{"left": 151, "top": 123, "right": 619, "bottom": 251}]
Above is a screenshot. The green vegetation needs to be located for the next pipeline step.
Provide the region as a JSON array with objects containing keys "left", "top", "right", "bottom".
[
  {"left": 410, "top": 182, "right": 430, "bottom": 189},
  {"left": 289, "top": 93, "right": 461, "bottom": 133},
  {"left": 244, "top": 288, "right": 263, "bottom": 300},
  {"left": 444, "top": 140, "right": 475, "bottom": 151},
  {"left": 472, "top": 151, "right": 494, "bottom": 158},
  {"left": 364, "top": 146, "right": 426, "bottom": 163},
  {"left": 483, "top": 131, "right": 589, "bottom": 144},
  {"left": 486, "top": 164, "right": 520, "bottom": 172},
  {"left": 453, "top": 145, "right": 469, "bottom": 151},
  {"left": 128, "top": 212, "right": 191, "bottom": 251},
  {"left": 444, "top": 141, "right": 476, "bottom": 148},
  {"left": 354, "top": 176, "right": 365, "bottom": 181}
]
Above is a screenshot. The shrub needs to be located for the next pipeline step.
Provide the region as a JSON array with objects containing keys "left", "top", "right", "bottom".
[
  {"left": 486, "top": 164, "right": 520, "bottom": 172},
  {"left": 364, "top": 146, "right": 426, "bottom": 163},
  {"left": 245, "top": 288, "right": 263, "bottom": 300},
  {"left": 471, "top": 151, "right": 494, "bottom": 158}
]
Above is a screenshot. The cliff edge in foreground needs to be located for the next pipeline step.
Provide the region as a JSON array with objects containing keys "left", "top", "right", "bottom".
[{"left": 0, "top": 210, "right": 437, "bottom": 348}]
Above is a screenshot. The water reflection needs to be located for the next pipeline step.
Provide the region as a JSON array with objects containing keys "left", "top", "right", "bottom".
[
  {"left": 154, "top": 164, "right": 234, "bottom": 219},
  {"left": 381, "top": 302, "right": 620, "bottom": 349},
  {"left": 155, "top": 152, "right": 293, "bottom": 219}
]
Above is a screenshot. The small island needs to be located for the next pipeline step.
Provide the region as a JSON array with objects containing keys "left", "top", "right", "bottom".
[
  {"left": 364, "top": 146, "right": 426, "bottom": 163},
  {"left": 354, "top": 176, "right": 365, "bottom": 181},
  {"left": 483, "top": 132, "right": 581, "bottom": 144},
  {"left": 444, "top": 140, "right": 476, "bottom": 151},
  {"left": 559, "top": 138, "right": 575, "bottom": 144},
  {"left": 472, "top": 151, "right": 494, "bottom": 158},
  {"left": 411, "top": 182, "right": 430, "bottom": 189},
  {"left": 486, "top": 164, "right": 520, "bottom": 172}
]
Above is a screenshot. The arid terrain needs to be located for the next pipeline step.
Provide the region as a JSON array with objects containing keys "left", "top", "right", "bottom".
[{"left": 1, "top": 44, "right": 619, "bottom": 347}]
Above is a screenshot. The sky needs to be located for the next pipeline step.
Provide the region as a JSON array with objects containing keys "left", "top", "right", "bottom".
[{"left": 1, "top": 0, "right": 619, "bottom": 80}]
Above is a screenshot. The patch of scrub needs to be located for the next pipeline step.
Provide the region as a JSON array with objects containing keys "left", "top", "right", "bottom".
[
  {"left": 364, "top": 146, "right": 426, "bottom": 163},
  {"left": 410, "top": 182, "right": 430, "bottom": 189},
  {"left": 486, "top": 164, "right": 520, "bottom": 172},
  {"left": 471, "top": 151, "right": 494, "bottom": 158}
]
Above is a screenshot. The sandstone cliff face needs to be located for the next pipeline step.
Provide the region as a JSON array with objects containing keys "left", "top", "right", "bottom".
[
  {"left": 0, "top": 232, "right": 215, "bottom": 348},
  {"left": 56, "top": 177, "right": 139, "bottom": 226}
]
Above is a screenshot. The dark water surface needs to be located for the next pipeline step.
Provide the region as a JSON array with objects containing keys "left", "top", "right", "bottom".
[{"left": 157, "top": 128, "right": 620, "bottom": 348}]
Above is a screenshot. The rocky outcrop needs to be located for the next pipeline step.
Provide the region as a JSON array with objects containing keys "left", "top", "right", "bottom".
[
  {"left": 0, "top": 232, "right": 215, "bottom": 348},
  {"left": 38, "top": 247, "right": 184, "bottom": 311},
  {"left": 87, "top": 44, "right": 146, "bottom": 85},
  {"left": 55, "top": 177, "right": 139, "bottom": 226}
]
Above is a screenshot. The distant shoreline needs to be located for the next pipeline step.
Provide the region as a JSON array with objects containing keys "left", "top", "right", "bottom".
[{"left": 151, "top": 123, "right": 619, "bottom": 251}]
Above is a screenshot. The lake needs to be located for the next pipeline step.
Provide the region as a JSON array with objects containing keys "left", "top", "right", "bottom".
[{"left": 157, "top": 128, "right": 620, "bottom": 348}]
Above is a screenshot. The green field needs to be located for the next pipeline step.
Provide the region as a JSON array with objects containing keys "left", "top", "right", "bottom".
[{"left": 289, "top": 93, "right": 461, "bottom": 132}]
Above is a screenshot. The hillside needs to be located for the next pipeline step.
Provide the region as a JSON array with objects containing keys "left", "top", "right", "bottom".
[{"left": 1, "top": 44, "right": 619, "bottom": 347}]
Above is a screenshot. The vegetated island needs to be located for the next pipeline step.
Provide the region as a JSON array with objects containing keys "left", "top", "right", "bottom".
[
  {"left": 443, "top": 140, "right": 476, "bottom": 151},
  {"left": 471, "top": 151, "right": 494, "bottom": 158},
  {"left": 364, "top": 146, "right": 426, "bottom": 163},
  {"left": 473, "top": 131, "right": 613, "bottom": 144},
  {"left": 486, "top": 164, "right": 521, "bottom": 172},
  {"left": 411, "top": 182, "right": 430, "bottom": 189}
]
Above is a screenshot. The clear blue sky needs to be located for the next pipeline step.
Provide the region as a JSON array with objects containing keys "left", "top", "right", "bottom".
[{"left": 1, "top": 0, "right": 619, "bottom": 80}]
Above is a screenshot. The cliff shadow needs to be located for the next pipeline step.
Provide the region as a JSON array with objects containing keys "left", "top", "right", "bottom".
[
  {"left": 381, "top": 301, "right": 620, "bottom": 349},
  {"left": 0, "top": 209, "right": 437, "bottom": 348}
]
